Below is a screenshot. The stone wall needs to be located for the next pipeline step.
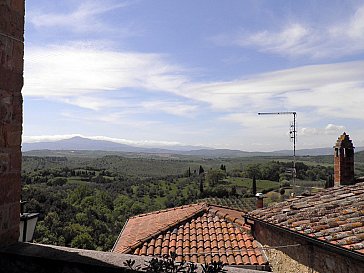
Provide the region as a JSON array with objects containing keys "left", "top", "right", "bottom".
[
  {"left": 0, "top": 0, "right": 24, "bottom": 245},
  {"left": 253, "top": 222, "right": 364, "bottom": 273},
  {"left": 0, "top": 243, "right": 264, "bottom": 273}
]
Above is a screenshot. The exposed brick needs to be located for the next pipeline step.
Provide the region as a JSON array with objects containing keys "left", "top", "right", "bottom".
[
  {"left": 0, "top": 5, "right": 24, "bottom": 40},
  {"left": 11, "top": 93, "right": 22, "bottom": 123},
  {"left": 0, "top": 127, "right": 5, "bottom": 147},
  {"left": 9, "top": 150, "right": 21, "bottom": 172},
  {"left": 7, "top": 177, "right": 20, "bottom": 204},
  {"left": 0, "top": 152, "right": 10, "bottom": 175},
  {"left": 12, "top": 37, "right": 24, "bottom": 72},
  {"left": 334, "top": 133, "right": 355, "bottom": 186},
  {"left": 9, "top": 202, "right": 19, "bottom": 226},
  {"left": 0, "top": 36, "right": 24, "bottom": 73},
  {"left": 1, "top": 205, "right": 9, "bottom": 231},
  {"left": 0, "top": 36, "right": 13, "bottom": 70},
  {"left": 10, "top": 0, "right": 25, "bottom": 14},
  {"left": 6, "top": 127, "right": 22, "bottom": 147},
  {"left": 0, "top": 68, "right": 23, "bottom": 92},
  {"left": 0, "top": 0, "right": 23, "bottom": 246}
]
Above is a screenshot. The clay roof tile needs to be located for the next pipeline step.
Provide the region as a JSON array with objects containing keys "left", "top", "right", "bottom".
[
  {"left": 247, "top": 182, "right": 364, "bottom": 256},
  {"left": 114, "top": 203, "right": 267, "bottom": 266}
]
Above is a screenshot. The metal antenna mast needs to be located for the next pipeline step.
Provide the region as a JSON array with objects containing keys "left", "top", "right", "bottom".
[{"left": 258, "top": 112, "right": 297, "bottom": 187}]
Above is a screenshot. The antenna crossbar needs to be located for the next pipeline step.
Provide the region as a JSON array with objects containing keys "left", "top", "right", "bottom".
[{"left": 258, "top": 111, "right": 297, "bottom": 187}]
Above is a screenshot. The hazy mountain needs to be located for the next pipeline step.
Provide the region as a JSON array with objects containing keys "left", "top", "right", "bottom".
[
  {"left": 22, "top": 136, "right": 271, "bottom": 157},
  {"left": 22, "top": 136, "right": 364, "bottom": 157},
  {"left": 22, "top": 136, "right": 140, "bottom": 152},
  {"left": 22, "top": 137, "right": 211, "bottom": 154}
]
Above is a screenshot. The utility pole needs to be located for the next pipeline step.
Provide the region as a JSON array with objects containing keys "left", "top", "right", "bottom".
[{"left": 258, "top": 112, "right": 297, "bottom": 187}]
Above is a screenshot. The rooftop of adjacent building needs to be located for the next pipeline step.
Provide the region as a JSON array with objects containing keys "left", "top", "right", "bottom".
[
  {"left": 246, "top": 182, "right": 364, "bottom": 255},
  {"left": 112, "top": 203, "right": 269, "bottom": 268}
]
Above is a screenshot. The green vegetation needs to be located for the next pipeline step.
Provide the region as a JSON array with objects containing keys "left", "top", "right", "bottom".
[{"left": 21, "top": 153, "right": 340, "bottom": 251}]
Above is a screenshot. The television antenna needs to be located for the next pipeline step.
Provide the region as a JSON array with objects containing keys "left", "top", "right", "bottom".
[{"left": 258, "top": 111, "right": 297, "bottom": 187}]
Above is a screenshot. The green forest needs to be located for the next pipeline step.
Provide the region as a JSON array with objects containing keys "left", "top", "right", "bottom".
[{"left": 21, "top": 152, "right": 355, "bottom": 251}]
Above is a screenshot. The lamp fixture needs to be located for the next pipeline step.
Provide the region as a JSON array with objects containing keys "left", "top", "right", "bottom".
[{"left": 19, "top": 201, "right": 39, "bottom": 242}]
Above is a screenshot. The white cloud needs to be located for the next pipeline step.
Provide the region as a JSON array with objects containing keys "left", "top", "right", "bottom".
[
  {"left": 223, "top": 5, "right": 364, "bottom": 59},
  {"left": 59, "top": 96, "right": 123, "bottom": 111},
  {"left": 23, "top": 134, "right": 82, "bottom": 143},
  {"left": 24, "top": 42, "right": 364, "bottom": 122},
  {"left": 141, "top": 100, "right": 198, "bottom": 117},
  {"left": 24, "top": 43, "right": 188, "bottom": 98},
  {"left": 183, "top": 61, "right": 364, "bottom": 120},
  {"left": 300, "top": 124, "right": 346, "bottom": 136}
]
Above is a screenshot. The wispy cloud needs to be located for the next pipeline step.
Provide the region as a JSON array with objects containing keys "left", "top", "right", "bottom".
[
  {"left": 220, "top": 112, "right": 292, "bottom": 129},
  {"left": 60, "top": 111, "right": 160, "bottom": 127},
  {"left": 216, "top": 5, "right": 364, "bottom": 59},
  {"left": 28, "top": 0, "right": 131, "bottom": 33}
]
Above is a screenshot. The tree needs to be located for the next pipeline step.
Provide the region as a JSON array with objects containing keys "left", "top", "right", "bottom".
[
  {"left": 199, "top": 165, "right": 204, "bottom": 175},
  {"left": 199, "top": 177, "right": 204, "bottom": 194},
  {"left": 71, "top": 233, "right": 95, "bottom": 249},
  {"left": 252, "top": 174, "right": 257, "bottom": 195},
  {"left": 245, "top": 164, "right": 261, "bottom": 179},
  {"left": 46, "top": 177, "right": 67, "bottom": 186},
  {"left": 230, "top": 186, "right": 237, "bottom": 196},
  {"left": 325, "top": 174, "right": 334, "bottom": 188},
  {"left": 206, "top": 169, "right": 226, "bottom": 188}
]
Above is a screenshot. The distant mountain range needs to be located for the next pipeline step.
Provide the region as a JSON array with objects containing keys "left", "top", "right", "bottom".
[{"left": 22, "top": 136, "right": 364, "bottom": 157}]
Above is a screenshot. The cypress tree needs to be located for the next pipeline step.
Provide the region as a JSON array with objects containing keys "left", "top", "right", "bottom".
[
  {"left": 252, "top": 174, "right": 257, "bottom": 195},
  {"left": 199, "top": 165, "right": 204, "bottom": 175}
]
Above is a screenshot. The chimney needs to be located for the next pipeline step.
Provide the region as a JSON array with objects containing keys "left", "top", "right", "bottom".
[
  {"left": 255, "top": 193, "right": 264, "bottom": 209},
  {"left": 334, "top": 132, "right": 355, "bottom": 186}
]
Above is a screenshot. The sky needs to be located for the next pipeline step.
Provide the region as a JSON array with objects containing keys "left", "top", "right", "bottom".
[{"left": 23, "top": 0, "right": 364, "bottom": 151}]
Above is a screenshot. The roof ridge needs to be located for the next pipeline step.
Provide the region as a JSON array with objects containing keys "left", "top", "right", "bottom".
[
  {"left": 129, "top": 202, "right": 208, "bottom": 219},
  {"left": 125, "top": 205, "right": 208, "bottom": 253},
  {"left": 207, "top": 204, "right": 250, "bottom": 232},
  {"left": 206, "top": 203, "right": 248, "bottom": 213}
]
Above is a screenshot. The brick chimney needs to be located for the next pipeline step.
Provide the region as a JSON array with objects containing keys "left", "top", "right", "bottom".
[
  {"left": 255, "top": 193, "right": 264, "bottom": 209},
  {"left": 334, "top": 132, "right": 355, "bottom": 187},
  {"left": 0, "top": 0, "right": 25, "bottom": 245}
]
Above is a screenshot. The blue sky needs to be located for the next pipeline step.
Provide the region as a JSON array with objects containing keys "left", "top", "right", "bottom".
[{"left": 23, "top": 0, "right": 364, "bottom": 151}]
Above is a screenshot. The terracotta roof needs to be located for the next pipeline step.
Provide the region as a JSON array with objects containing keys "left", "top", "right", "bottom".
[
  {"left": 113, "top": 203, "right": 268, "bottom": 266},
  {"left": 113, "top": 203, "right": 206, "bottom": 254},
  {"left": 247, "top": 182, "right": 364, "bottom": 254}
]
